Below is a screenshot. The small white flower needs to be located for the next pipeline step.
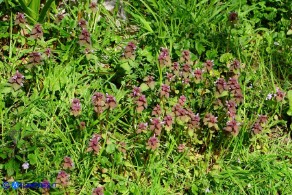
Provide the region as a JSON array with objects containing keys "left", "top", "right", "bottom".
[
  {"left": 266, "top": 93, "right": 273, "bottom": 100},
  {"left": 237, "top": 158, "right": 241, "bottom": 164},
  {"left": 22, "top": 162, "right": 29, "bottom": 170},
  {"left": 205, "top": 188, "right": 211, "bottom": 193},
  {"left": 247, "top": 183, "right": 252, "bottom": 188},
  {"left": 274, "top": 42, "right": 280, "bottom": 46}
]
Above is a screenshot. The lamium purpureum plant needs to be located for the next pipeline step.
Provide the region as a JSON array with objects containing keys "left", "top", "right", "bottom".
[{"left": 8, "top": 70, "right": 25, "bottom": 90}]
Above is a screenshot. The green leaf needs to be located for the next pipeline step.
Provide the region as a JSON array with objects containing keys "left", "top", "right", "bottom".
[
  {"left": 140, "top": 83, "right": 149, "bottom": 92},
  {"left": 106, "top": 143, "right": 115, "bottom": 154},
  {"left": 287, "top": 29, "right": 292, "bottom": 36},
  {"left": 195, "top": 42, "right": 205, "bottom": 55},
  {"left": 28, "top": 153, "right": 37, "bottom": 165},
  {"left": 287, "top": 90, "right": 292, "bottom": 116},
  {"left": 120, "top": 62, "right": 131, "bottom": 73}
]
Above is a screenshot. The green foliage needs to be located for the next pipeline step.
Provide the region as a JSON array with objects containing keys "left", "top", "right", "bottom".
[{"left": 0, "top": 0, "right": 291, "bottom": 194}]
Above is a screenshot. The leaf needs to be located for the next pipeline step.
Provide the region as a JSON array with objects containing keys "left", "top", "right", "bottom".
[
  {"left": 140, "top": 83, "right": 149, "bottom": 92},
  {"left": 120, "top": 62, "right": 131, "bottom": 73},
  {"left": 28, "top": 153, "right": 37, "bottom": 165},
  {"left": 287, "top": 29, "right": 292, "bottom": 36},
  {"left": 195, "top": 42, "right": 205, "bottom": 55},
  {"left": 106, "top": 143, "right": 115, "bottom": 154},
  {"left": 287, "top": 90, "right": 292, "bottom": 116}
]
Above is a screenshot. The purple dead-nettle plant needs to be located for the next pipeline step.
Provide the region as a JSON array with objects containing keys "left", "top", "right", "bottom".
[
  {"left": 89, "top": 1, "right": 98, "bottom": 13},
  {"left": 215, "top": 78, "right": 227, "bottom": 94},
  {"left": 171, "top": 62, "right": 180, "bottom": 76},
  {"left": 79, "top": 121, "right": 86, "bottom": 130},
  {"left": 9, "top": 70, "right": 25, "bottom": 90},
  {"left": 166, "top": 72, "right": 175, "bottom": 83},
  {"left": 228, "top": 77, "right": 241, "bottom": 94},
  {"left": 180, "top": 50, "right": 191, "bottom": 64},
  {"left": 143, "top": 75, "right": 155, "bottom": 89},
  {"left": 160, "top": 84, "right": 171, "bottom": 99},
  {"left": 117, "top": 142, "right": 126, "bottom": 154},
  {"left": 136, "top": 95, "right": 147, "bottom": 113},
  {"left": 258, "top": 115, "right": 268, "bottom": 124},
  {"left": 147, "top": 134, "right": 159, "bottom": 150},
  {"left": 44, "top": 48, "right": 52, "bottom": 58},
  {"left": 136, "top": 122, "right": 148, "bottom": 134},
  {"left": 182, "top": 63, "right": 192, "bottom": 78},
  {"left": 182, "top": 77, "right": 191, "bottom": 85},
  {"left": 29, "top": 51, "right": 42, "bottom": 65},
  {"left": 172, "top": 104, "right": 188, "bottom": 122},
  {"left": 63, "top": 156, "right": 74, "bottom": 169},
  {"left": 150, "top": 118, "right": 164, "bottom": 135},
  {"left": 275, "top": 88, "right": 285, "bottom": 102},
  {"left": 228, "top": 11, "right": 238, "bottom": 25},
  {"left": 78, "top": 18, "right": 88, "bottom": 29},
  {"left": 92, "top": 92, "right": 106, "bottom": 114},
  {"left": 92, "top": 186, "right": 104, "bottom": 195},
  {"left": 87, "top": 134, "right": 101, "bottom": 154},
  {"left": 252, "top": 122, "right": 262, "bottom": 134},
  {"left": 178, "top": 95, "right": 187, "bottom": 106},
  {"left": 131, "top": 86, "right": 141, "bottom": 97},
  {"left": 163, "top": 115, "right": 173, "bottom": 130},
  {"left": 152, "top": 104, "right": 162, "bottom": 116},
  {"left": 56, "top": 171, "right": 70, "bottom": 187},
  {"left": 123, "top": 41, "right": 137, "bottom": 59},
  {"left": 204, "top": 60, "right": 214, "bottom": 72},
  {"left": 177, "top": 144, "right": 185, "bottom": 153},
  {"left": 193, "top": 68, "right": 203, "bottom": 83},
  {"left": 226, "top": 100, "right": 237, "bottom": 118},
  {"left": 79, "top": 28, "right": 91, "bottom": 46},
  {"left": 203, "top": 113, "right": 219, "bottom": 130},
  {"left": 105, "top": 94, "right": 117, "bottom": 110},
  {"left": 71, "top": 98, "right": 81, "bottom": 116},
  {"left": 30, "top": 23, "right": 43, "bottom": 39},
  {"left": 15, "top": 12, "right": 27, "bottom": 25},
  {"left": 186, "top": 109, "right": 200, "bottom": 129},
  {"left": 158, "top": 48, "right": 171, "bottom": 67},
  {"left": 224, "top": 119, "right": 240, "bottom": 136},
  {"left": 233, "top": 90, "right": 244, "bottom": 104},
  {"left": 229, "top": 59, "right": 241, "bottom": 71}
]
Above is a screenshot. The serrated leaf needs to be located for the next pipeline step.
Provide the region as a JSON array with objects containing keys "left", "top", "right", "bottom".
[{"left": 140, "top": 83, "right": 149, "bottom": 91}]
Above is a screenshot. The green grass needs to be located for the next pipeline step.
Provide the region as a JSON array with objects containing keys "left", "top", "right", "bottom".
[{"left": 0, "top": 0, "right": 292, "bottom": 194}]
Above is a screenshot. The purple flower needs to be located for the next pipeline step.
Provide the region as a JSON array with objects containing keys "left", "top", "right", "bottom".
[
  {"left": 275, "top": 88, "right": 285, "bottom": 102},
  {"left": 193, "top": 68, "right": 203, "bottom": 83},
  {"left": 182, "top": 63, "right": 192, "bottom": 78},
  {"left": 152, "top": 104, "right": 162, "bottom": 116},
  {"left": 228, "top": 12, "right": 238, "bottom": 24},
  {"left": 9, "top": 70, "right": 25, "bottom": 90},
  {"left": 147, "top": 135, "right": 159, "bottom": 150},
  {"left": 203, "top": 113, "right": 219, "bottom": 130},
  {"left": 30, "top": 23, "right": 43, "bottom": 39},
  {"left": 56, "top": 171, "right": 70, "bottom": 187},
  {"left": 150, "top": 118, "right": 163, "bottom": 135},
  {"left": 158, "top": 48, "right": 171, "bottom": 67},
  {"left": 171, "top": 62, "right": 180, "bottom": 76},
  {"left": 226, "top": 100, "right": 237, "bottom": 118},
  {"left": 89, "top": 1, "right": 98, "bottom": 13},
  {"left": 163, "top": 115, "right": 173, "bottom": 129},
  {"left": 131, "top": 86, "right": 141, "bottom": 97},
  {"left": 229, "top": 59, "right": 241, "bottom": 71},
  {"left": 215, "top": 78, "right": 227, "bottom": 94},
  {"left": 79, "top": 121, "right": 86, "bottom": 130},
  {"left": 166, "top": 72, "right": 175, "bottom": 83},
  {"left": 79, "top": 28, "right": 91, "bottom": 46},
  {"left": 92, "top": 92, "right": 106, "bottom": 114},
  {"left": 204, "top": 60, "right": 214, "bottom": 71},
  {"left": 15, "top": 12, "right": 27, "bottom": 25},
  {"left": 178, "top": 95, "right": 187, "bottom": 106},
  {"left": 266, "top": 93, "right": 273, "bottom": 100},
  {"left": 44, "top": 48, "right": 52, "bottom": 58},
  {"left": 224, "top": 119, "right": 240, "bottom": 136},
  {"left": 258, "top": 115, "right": 268, "bottom": 124},
  {"left": 233, "top": 90, "right": 244, "bottom": 104},
  {"left": 63, "top": 156, "right": 74, "bottom": 169},
  {"left": 180, "top": 50, "right": 191, "bottom": 64},
  {"left": 105, "top": 94, "right": 117, "bottom": 110},
  {"left": 186, "top": 110, "right": 200, "bottom": 129},
  {"left": 22, "top": 162, "right": 29, "bottom": 170},
  {"left": 92, "top": 187, "right": 104, "bottom": 195},
  {"left": 252, "top": 122, "right": 262, "bottom": 134},
  {"left": 136, "top": 95, "right": 147, "bottom": 113},
  {"left": 71, "top": 98, "right": 81, "bottom": 116},
  {"left": 87, "top": 134, "right": 101, "bottom": 154},
  {"left": 123, "top": 41, "right": 137, "bottom": 59},
  {"left": 136, "top": 122, "right": 148, "bottom": 134},
  {"left": 78, "top": 18, "right": 88, "bottom": 29},
  {"left": 177, "top": 144, "right": 185, "bottom": 153},
  {"left": 160, "top": 84, "right": 170, "bottom": 98},
  {"left": 29, "top": 51, "right": 42, "bottom": 65}
]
